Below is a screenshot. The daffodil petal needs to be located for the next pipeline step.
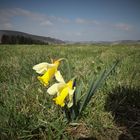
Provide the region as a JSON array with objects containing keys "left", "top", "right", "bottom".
[
  {"left": 33, "top": 62, "right": 56, "bottom": 74},
  {"left": 67, "top": 101, "right": 73, "bottom": 108},
  {"left": 47, "top": 83, "right": 66, "bottom": 95},
  {"left": 47, "top": 83, "right": 59, "bottom": 95},
  {"left": 55, "top": 71, "right": 65, "bottom": 83},
  {"left": 67, "top": 88, "right": 75, "bottom": 108}
]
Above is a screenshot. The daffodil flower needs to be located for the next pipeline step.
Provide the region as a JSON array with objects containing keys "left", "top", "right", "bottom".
[
  {"left": 47, "top": 73, "right": 75, "bottom": 108},
  {"left": 33, "top": 59, "right": 63, "bottom": 86}
]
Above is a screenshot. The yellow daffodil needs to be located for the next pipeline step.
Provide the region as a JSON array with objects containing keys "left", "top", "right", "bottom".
[
  {"left": 47, "top": 74, "right": 75, "bottom": 108},
  {"left": 33, "top": 59, "right": 63, "bottom": 86}
]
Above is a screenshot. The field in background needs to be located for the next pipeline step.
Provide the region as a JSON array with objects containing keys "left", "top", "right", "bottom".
[{"left": 0, "top": 44, "right": 140, "bottom": 140}]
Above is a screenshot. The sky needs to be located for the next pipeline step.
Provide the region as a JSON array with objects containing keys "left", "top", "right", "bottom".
[{"left": 0, "top": 0, "right": 140, "bottom": 41}]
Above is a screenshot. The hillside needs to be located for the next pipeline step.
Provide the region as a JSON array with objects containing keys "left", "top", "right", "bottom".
[{"left": 0, "top": 30, "right": 65, "bottom": 44}]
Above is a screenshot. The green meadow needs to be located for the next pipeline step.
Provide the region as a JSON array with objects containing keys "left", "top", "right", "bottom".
[{"left": 0, "top": 44, "right": 140, "bottom": 140}]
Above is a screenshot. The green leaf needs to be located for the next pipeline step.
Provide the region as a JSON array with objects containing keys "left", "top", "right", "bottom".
[
  {"left": 79, "top": 73, "right": 95, "bottom": 113},
  {"left": 79, "top": 60, "right": 119, "bottom": 114},
  {"left": 75, "top": 80, "right": 84, "bottom": 104},
  {"left": 79, "top": 70, "right": 106, "bottom": 113}
]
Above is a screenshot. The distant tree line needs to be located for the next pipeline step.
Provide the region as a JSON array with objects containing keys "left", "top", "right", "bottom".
[{"left": 1, "top": 34, "right": 48, "bottom": 45}]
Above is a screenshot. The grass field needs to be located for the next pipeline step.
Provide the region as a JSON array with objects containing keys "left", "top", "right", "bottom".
[{"left": 0, "top": 44, "right": 140, "bottom": 140}]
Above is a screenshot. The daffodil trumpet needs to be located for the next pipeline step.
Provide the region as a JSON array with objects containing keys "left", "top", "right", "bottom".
[{"left": 33, "top": 58, "right": 64, "bottom": 86}]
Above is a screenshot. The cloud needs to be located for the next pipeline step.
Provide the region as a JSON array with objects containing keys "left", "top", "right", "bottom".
[
  {"left": 14, "top": 8, "right": 47, "bottom": 21},
  {"left": 75, "top": 32, "right": 82, "bottom": 36},
  {"left": 0, "top": 9, "right": 14, "bottom": 29},
  {"left": 0, "top": 8, "right": 52, "bottom": 29},
  {"left": 4, "top": 23, "right": 12, "bottom": 28},
  {"left": 75, "top": 18, "right": 99, "bottom": 25},
  {"left": 51, "top": 16, "right": 71, "bottom": 23},
  {"left": 0, "top": 23, "right": 13, "bottom": 30},
  {"left": 75, "top": 18, "right": 86, "bottom": 24},
  {"left": 0, "top": 8, "right": 71, "bottom": 29},
  {"left": 0, "top": 9, "right": 15, "bottom": 23},
  {"left": 40, "top": 20, "right": 53, "bottom": 26},
  {"left": 65, "top": 32, "right": 82, "bottom": 36},
  {"left": 114, "top": 23, "right": 132, "bottom": 31}
]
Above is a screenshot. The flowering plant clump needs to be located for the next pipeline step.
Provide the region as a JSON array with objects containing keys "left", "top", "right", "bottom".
[{"left": 33, "top": 58, "right": 118, "bottom": 122}]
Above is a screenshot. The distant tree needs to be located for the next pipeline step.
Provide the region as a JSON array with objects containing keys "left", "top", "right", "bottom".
[
  {"left": 11, "top": 35, "right": 17, "bottom": 44},
  {"left": 1, "top": 34, "right": 48, "bottom": 45},
  {"left": 1, "top": 35, "right": 9, "bottom": 44}
]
